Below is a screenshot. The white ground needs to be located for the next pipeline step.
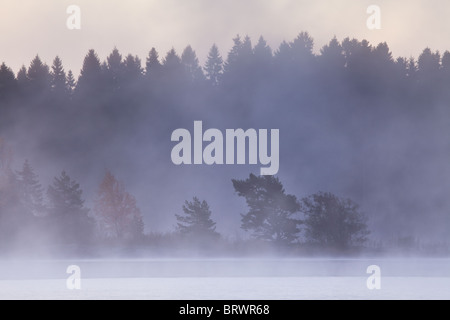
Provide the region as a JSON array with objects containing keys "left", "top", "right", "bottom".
[
  {"left": 0, "top": 259, "right": 449, "bottom": 300},
  {"left": 1, "top": 277, "right": 450, "bottom": 300}
]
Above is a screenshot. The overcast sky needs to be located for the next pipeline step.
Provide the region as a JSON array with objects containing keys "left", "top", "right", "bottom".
[{"left": 1, "top": 0, "right": 449, "bottom": 76}]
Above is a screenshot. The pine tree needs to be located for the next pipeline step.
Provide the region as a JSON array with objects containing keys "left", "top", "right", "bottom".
[
  {"left": 66, "top": 70, "right": 76, "bottom": 94},
  {"left": 47, "top": 171, "right": 93, "bottom": 246},
  {"left": 0, "top": 140, "right": 24, "bottom": 245},
  {"left": 50, "top": 56, "right": 67, "bottom": 94},
  {"left": 252, "top": 36, "right": 273, "bottom": 79},
  {"left": 145, "top": 47, "right": 162, "bottom": 77},
  {"left": 232, "top": 174, "right": 301, "bottom": 245},
  {"left": 0, "top": 63, "right": 17, "bottom": 101},
  {"left": 17, "top": 160, "right": 45, "bottom": 217},
  {"left": 16, "top": 65, "right": 28, "bottom": 89},
  {"left": 123, "top": 54, "right": 143, "bottom": 79},
  {"left": 253, "top": 36, "right": 272, "bottom": 61},
  {"left": 224, "top": 35, "right": 254, "bottom": 73},
  {"left": 290, "top": 32, "right": 314, "bottom": 58},
  {"left": 94, "top": 170, "right": 143, "bottom": 240},
  {"left": 319, "top": 37, "right": 345, "bottom": 70},
  {"left": 163, "top": 48, "right": 182, "bottom": 70},
  {"left": 27, "top": 55, "right": 50, "bottom": 93},
  {"left": 223, "top": 35, "right": 243, "bottom": 74},
  {"left": 175, "top": 197, "right": 219, "bottom": 238},
  {"left": 181, "top": 45, "right": 205, "bottom": 82},
  {"left": 77, "top": 49, "right": 102, "bottom": 93},
  {"left": 204, "top": 44, "right": 223, "bottom": 86},
  {"left": 106, "top": 47, "right": 123, "bottom": 91}
]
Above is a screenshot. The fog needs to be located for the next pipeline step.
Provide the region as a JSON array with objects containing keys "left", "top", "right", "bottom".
[
  {"left": 1, "top": 31, "right": 450, "bottom": 258},
  {"left": 0, "top": 258, "right": 450, "bottom": 299}
]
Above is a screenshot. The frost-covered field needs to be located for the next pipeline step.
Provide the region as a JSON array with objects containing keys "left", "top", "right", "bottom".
[{"left": 0, "top": 259, "right": 449, "bottom": 300}]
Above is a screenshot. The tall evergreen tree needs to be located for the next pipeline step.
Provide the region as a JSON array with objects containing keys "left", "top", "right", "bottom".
[
  {"left": 252, "top": 36, "right": 273, "bottom": 79},
  {"left": 0, "top": 63, "right": 17, "bottom": 101},
  {"left": 253, "top": 36, "right": 272, "bottom": 61},
  {"left": 290, "top": 32, "right": 314, "bottom": 59},
  {"left": 181, "top": 45, "right": 205, "bottom": 82},
  {"left": 163, "top": 48, "right": 182, "bottom": 70},
  {"left": 106, "top": 47, "right": 124, "bottom": 91},
  {"left": 47, "top": 171, "right": 93, "bottom": 246},
  {"left": 17, "top": 160, "right": 45, "bottom": 217},
  {"left": 27, "top": 55, "right": 50, "bottom": 93},
  {"left": 0, "top": 140, "right": 24, "bottom": 246},
  {"left": 145, "top": 47, "right": 162, "bottom": 78},
  {"left": 224, "top": 35, "right": 243, "bottom": 74},
  {"left": 50, "top": 56, "right": 67, "bottom": 94},
  {"left": 16, "top": 65, "right": 28, "bottom": 89},
  {"left": 66, "top": 70, "right": 76, "bottom": 94},
  {"left": 123, "top": 54, "right": 143, "bottom": 79},
  {"left": 77, "top": 49, "right": 103, "bottom": 93},
  {"left": 204, "top": 44, "right": 223, "bottom": 86},
  {"left": 319, "top": 37, "right": 345, "bottom": 70}
]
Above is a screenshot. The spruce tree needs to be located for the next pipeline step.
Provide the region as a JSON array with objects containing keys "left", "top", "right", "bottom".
[
  {"left": 77, "top": 49, "right": 102, "bottom": 93},
  {"left": 47, "top": 171, "right": 93, "bottom": 246},
  {"left": 204, "top": 44, "right": 223, "bottom": 86},
  {"left": 16, "top": 65, "right": 28, "bottom": 89},
  {"left": 123, "top": 54, "right": 143, "bottom": 79},
  {"left": 17, "top": 160, "right": 45, "bottom": 217},
  {"left": 27, "top": 55, "right": 50, "bottom": 93},
  {"left": 0, "top": 63, "right": 17, "bottom": 101},
  {"left": 106, "top": 47, "right": 123, "bottom": 91},
  {"left": 145, "top": 47, "right": 162, "bottom": 77},
  {"left": 66, "top": 70, "right": 76, "bottom": 94},
  {"left": 50, "top": 56, "right": 67, "bottom": 94},
  {"left": 181, "top": 45, "right": 205, "bottom": 82}
]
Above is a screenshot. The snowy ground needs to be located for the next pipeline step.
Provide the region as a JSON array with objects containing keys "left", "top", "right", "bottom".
[{"left": 0, "top": 259, "right": 449, "bottom": 300}]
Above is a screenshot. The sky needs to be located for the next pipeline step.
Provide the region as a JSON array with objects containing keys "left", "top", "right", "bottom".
[{"left": 1, "top": 0, "right": 450, "bottom": 76}]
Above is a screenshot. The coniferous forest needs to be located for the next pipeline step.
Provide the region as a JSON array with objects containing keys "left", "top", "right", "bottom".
[{"left": 0, "top": 32, "right": 450, "bottom": 257}]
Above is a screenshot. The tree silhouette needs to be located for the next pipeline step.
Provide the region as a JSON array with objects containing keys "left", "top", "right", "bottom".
[
  {"left": 290, "top": 31, "right": 314, "bottom": 66},
  {"left": 204, "top": 44, "right": 223, "bottom": 86},
  {"left": 16, "top": 65, "right": 28, "bottom": 89},
  {"left": 146, "top": 47, "right": 162, "bottom": 78},
  {"left": 0, "top": 63, "right": 17, "bottom": 102},
  {"left": 50, "top": 56, "right": 67, "bottom": 95},
  {"left": 175, "top": 197, "right": 219, "bottom": 239},
  {"left": 47, "top": 171, "right": 93, "bottom": 247},
  {"left": 232, "top": 174, "right": 301, "bottom": 245},
  {"left": 94, "top": 170, "right": 144, "bottom": 240},
  {"left": 105, "top": 47, "right": 124, "bottom": 92},
  {"left": 319, "top": 36, "right": 345, "bottom": 71},
  {"left": 77, "top": 49, "right": 103, "bottom": 94},
  {"left": 17, "top": 160, "right": 45, "bottom": 217},
  {"left": 27, "top": 55, "right": 50, "bottom": 94},
  {"left": 181, "top": 45, "right": 205, "bottom": 83},
  {"left": 0, "top": 139, "right": 22, "bottom": 246},
  {"left": 123, "top": 54, "right": 143, "bottom": 79},
  {"left": 1, "top": 32, "right": 450, "bottom": 254},
  {"left": 301, "top": 192, "right": 369, "bottom": 250},
  {"left": 66, "top": 70, "right": 76, "bottom": 95}
]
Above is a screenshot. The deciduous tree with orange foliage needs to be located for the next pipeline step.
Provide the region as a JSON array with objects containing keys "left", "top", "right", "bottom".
[{"left": 94, "top": 170, "right": 144, "bottom": 240}]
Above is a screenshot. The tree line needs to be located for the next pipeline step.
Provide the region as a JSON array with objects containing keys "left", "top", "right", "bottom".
[
  {"left": 0, "top": 139, "right": 369, "bottom": 256},
  {"left": 0, "top": 32, "right": 449, "bottom": 255}
]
